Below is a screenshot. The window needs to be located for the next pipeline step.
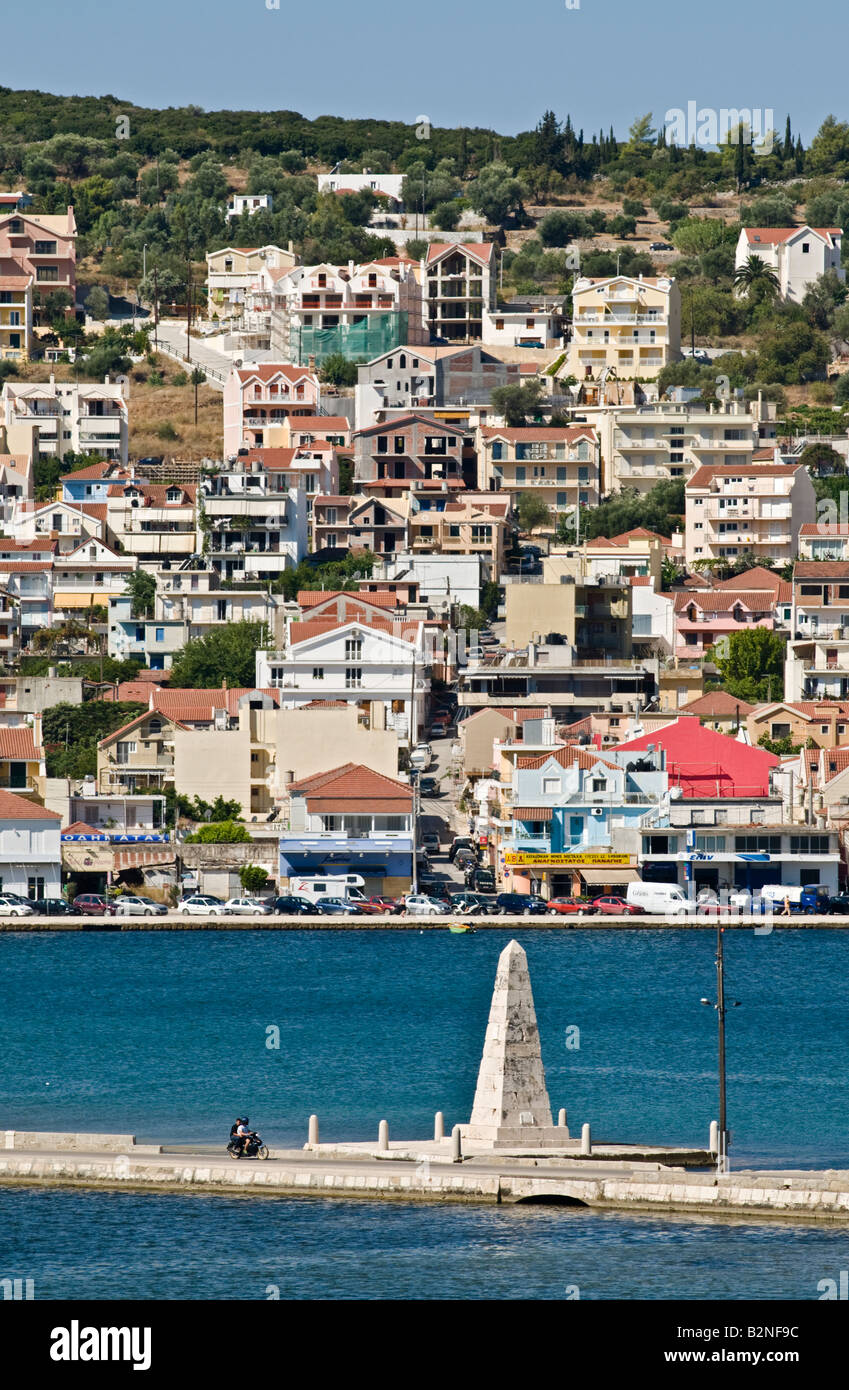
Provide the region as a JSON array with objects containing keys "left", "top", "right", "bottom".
[
  {"left": 377, "top": 436, "right": 388, "bottom": 454},
  {"left": 790, "top": 834, "right": 829, "bottom": 854},
  {"left": 802, "top": 242, "right": 810, "bottom": 254},
  {"left": 345, "top": 667, "right": 362, "bottom": 688},
  {"left": 34, "top": 240, "right": 57, "bottom": 255},
  {"left": 542, "top": 777, "right": 561, "bottom": 795},
  {"left": 491, "top": 441, "right": 503, "bottom": 462},
  {"left": 735, "top": 835, "right": 781, "bottom": 853},
  {"left": 312, "top": 667, "right": 324, "bottom": 680},
  {"left": 495, "top": 318, "right": 504, "bottom": 331},
  {"left": 394, "top": 436, "right": 405, "bottom": 454},
  {"left": 116, "top": 740, "right": 137, "bottom": 764},
  {"left": 515, "top": 466, "right": 526, "bottom": 482},
  {"left": 591, "top": 778, "right": 607, "bottom": 793},
  {"left": 695, "top": 835, "right": 726, "bottom": 851},
  {"left": 36, "top": 267, "right": 59, "bottom": 281}
]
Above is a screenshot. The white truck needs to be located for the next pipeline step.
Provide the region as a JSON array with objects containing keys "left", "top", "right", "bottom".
[{"left": 288, "top": 874, "right": 366, "bottom": 904}]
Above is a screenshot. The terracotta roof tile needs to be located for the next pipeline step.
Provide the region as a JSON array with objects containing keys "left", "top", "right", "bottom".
[{"left": 0, "top": 789, "right": 60, "bottom": 821}]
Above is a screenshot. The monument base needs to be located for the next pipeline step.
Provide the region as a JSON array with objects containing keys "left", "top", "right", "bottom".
[{"left": 462, "top": 1124, "right": 571, "bottom": 1150}]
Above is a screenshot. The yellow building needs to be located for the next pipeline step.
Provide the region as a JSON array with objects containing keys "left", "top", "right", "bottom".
[
  {"left": 567, "top": 274, "right": 680, "bottom": 381},
  {"left": 0, "top": 270, "right": 32, "bottom": 362}
]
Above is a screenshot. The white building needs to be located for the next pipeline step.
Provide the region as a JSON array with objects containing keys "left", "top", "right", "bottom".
[
  {"left": 481, "top": 299, "right": 566, "bottom": 349},
  {"left": 318, "top": 172, "right": 404, "bottom": 203},
  {"left": 227, "top": 194, "right": 273, "bottom": 219},
  {"left": 735, "top": 226, "right": 844, "bottom": 303},
  {"left": 685, "top": 460, "right": 816, "bottom": 566},
  {"left": 256, "top": 614, "right": 429, "bottom": 746},
  {"left": 381, "top": 551, "right": 484, "bottom": 611},
  {"left": 0, "top": 790, "right": 62, "bottom": 899},
  {"left": 1, "top": 376, "right": 128, "bottom": 464}
]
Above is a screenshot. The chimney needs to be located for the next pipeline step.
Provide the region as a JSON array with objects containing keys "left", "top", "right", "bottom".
[{"left": 288, "top": 240, "right": 294, "bottom": 254}]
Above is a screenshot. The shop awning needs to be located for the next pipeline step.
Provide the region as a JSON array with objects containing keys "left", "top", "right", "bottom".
[{"left": 578, "top": 867, "right": 641, "bottom": 885}]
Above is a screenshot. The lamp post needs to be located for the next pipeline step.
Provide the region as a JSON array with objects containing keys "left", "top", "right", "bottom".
[{"left": 701, "top": 923, "right": 741, "bottom": 1174}]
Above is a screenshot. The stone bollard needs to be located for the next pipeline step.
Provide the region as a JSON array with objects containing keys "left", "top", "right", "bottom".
[
  {"left": 4, "top": 1130, "right": 14, "bottom": 1150},
  {"left": 434, "top": 1110, "right": 444, "bottom": 1141},
  {"left": 581, "top": 1122, "right": 591, "bottom": 1156},
  {"left": 451, "top": 1124, "right": 462, "bottom": 1163},
  {"left": 709, "top": 1120, "right": 719, "bottom": 1156},
  {"left": 378, "top": 1119, "right": 389, "bottom": 1152},
  {"left": 558, "top": 1108, "right": 570, "bottom": 1138},
  {"left": 308, "top": 1114, "right": 319, "bottom": 1147}
]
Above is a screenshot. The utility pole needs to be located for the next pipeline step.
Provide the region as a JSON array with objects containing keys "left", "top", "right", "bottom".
[
  {"left": 716, "top": 924, "right": 728, "bottom": 1174},
  {"left": 152, "top": 267, "right": 159, "bottom": 351},
  {"left": 410, "top": 650, "right": 418, "bottom": 893},
  {"left": 186, "top": 261, "right": 192, "bottom": 365}
]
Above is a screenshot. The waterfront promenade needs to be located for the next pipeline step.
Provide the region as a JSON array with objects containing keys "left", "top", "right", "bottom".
[
  {"left": 4, "top": 1133, "right": 849, "bottom": 1222},
  {"left": 0, "top": 912, "right": 846, "bottom": 931}
]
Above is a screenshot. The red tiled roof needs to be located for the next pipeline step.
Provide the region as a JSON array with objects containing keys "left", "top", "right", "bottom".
[
  {"left": 687, "top": 462, "right": 802, "bottom": 487},
  {"left": 61, "top": 820, "right": 108, "bottom": 838},
  {"left": 235, "top": 364, "right": 317, "bottom": 384},
  {"left": 0, "top": 789, "right": 60, "bottom": 821},
  {"left": 516, "top": 744, "right": 620, "bottom": 772},
  {"left": 297, "top": 589, "right": 399, "bottom": 610},
  {"left": 0, "top": 539, "right": 56, "bottom": 553},
  {"left": 288, "top": 762, "right": 413, "bottom": 812},
  {"left": 287, "top": 416, "right": 350, "bottom": 432},
  {"left": 799, "top": 524, "right": 849, "bottom": 536},
  {"left": 425, "top": 242, "right": 496, "bottom": 266},
  {"left": 793, "top": 561, "right": 849, "bottom": 579},
  {"left": 717, "top": 567, "right": 782, "bottom": 592},
  {"left": 479, "top": 425, "right": 596, "bottom": 443},
  {"left": 673, "top": 591, "right": 775, "bottom": 614},
  {"left": 289, "top": 616, "right": 420, "bottom": 644},
  {"left": 0, "top": 727, "right": 39, "bottom": 759},
  {"left": 59, "top": 462, "right": 132, "bottom": 483},
  {"left": 512, "top": 806, "right": 554, "bottom": 820},
  {"left": 679, "top": 692, "right": 755, "bottom": 717},
  {"left": 744, "top": 227, "right": 841, "bottom": 245}
]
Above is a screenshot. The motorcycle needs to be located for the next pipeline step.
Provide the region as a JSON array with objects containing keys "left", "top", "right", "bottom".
[{"left": 227, "top": 1131, "right": 269, "bottom": 1160}]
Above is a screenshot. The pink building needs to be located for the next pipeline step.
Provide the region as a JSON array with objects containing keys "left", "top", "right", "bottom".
[
  {"left": 0, "top": 206, "right": 76, "bottom": 315},
  {"left": 223, "top": 364, "right": 321, "bottom": 456},
  {"left": 673, "top": 588, "right": 782, "bottom": 659}
]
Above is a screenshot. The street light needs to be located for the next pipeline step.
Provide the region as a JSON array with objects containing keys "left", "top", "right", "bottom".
[{"left": 701, "top": 923, "right": 742, "bottom": 1174}]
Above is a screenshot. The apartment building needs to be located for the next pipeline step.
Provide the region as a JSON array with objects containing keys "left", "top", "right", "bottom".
[
  {"left": 423, "top": 243, "right": 497, "bottom": 343},
  {"left": 312, "top": 493, "right": 410, "bottom": 557},
  {"left": 155, "top": 565, "right": 280, "bottom": 641},
  {"left": 735, "top": 226, "right": 844, "bottom": 303},
  {"left": 256, "top": 613, "right": 429, "bottom": 746},
  {"left": 173, "top": 700, "right": 399, "bottom": 820},
  {"left": 0, "top": 205, "right": 76, "bottom": 312},
  {"left": 354, "top": 414, "right": 466, "bottom": 495},
  {"left": 106, "top": 482, "right": 200, "bottom": 565},
  {"left": 747, "top": 700, "right": 849, "bottom": 749},
  {"left": 582, "top": 399, "right": 767, "bottom": 495},
  {"left": 481, "top": 296, "right": 566, "bottom": 349},
  {"left": 0, "top": 453, "right": 32, "bottom": 529},
  {"left": 205, "top": 244, "right": 296, "bottom": 318},
  {"left": 222, "top": 364, "right": 321, "bottom": 457},
  {"left": 52, "top": 537, "right": 137, "bottom": 624},
  {"left": 318, "top": 172, "right": 405, "bottom": 202},
  {"left": 785, "top": 561, "right": 849, "bottom": 701},
  {"left": 355, "top": 343, "right": 520, "bottom": 429},
  {"left": 458, "top": 643, "right": 654, "bottom": 719},
  {"left": 640, "top": 815, "right": 839, "bottom": 896},
  {"left": 673, "top": 586, "right": 784, "bottom": 660},
  {"left": 200, "top": 451, "right": 310, "bottom": 580},
  {"left": 684, "top": 462, "right": 816, "bottom": 566},
  {"left": 0, "top": 269, "right": 32, "bottom": 361},
  {"left": 476, "top": 424, "right": 600, "bottom": 521},
  {"left": 407, "top": 491, "right": 513, "bottom": 577},
  {"left": 567, "top": 274, "right": 681, "bottom": 380},
  {"left": 1, "top": 377, "right": 128, "bottom": 465},
  {"left": 279, "top": 762, "right": 413, "bottom": 894},
  {"left": 504, "top": 563, "right": 633, "bottom": 654},
  {"left": 0, "top": 791, "right": 62, "bottom": 900},
  {"left": 269, "top": 258, "right": 425, "bottom": 366}
]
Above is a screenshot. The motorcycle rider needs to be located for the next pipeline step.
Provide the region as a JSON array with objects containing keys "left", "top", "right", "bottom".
[{"left": 235, "top": 1116, "right": 253, "bottom": 1154}]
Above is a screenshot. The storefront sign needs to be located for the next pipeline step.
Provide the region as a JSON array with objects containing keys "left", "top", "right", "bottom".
[{"left": 504, "top": 852, "right": 632, "bottom": 868}]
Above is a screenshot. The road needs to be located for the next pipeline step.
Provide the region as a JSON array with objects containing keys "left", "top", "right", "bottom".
[{"left": 150, "top": 320, "right": 233, "bottom": 389}]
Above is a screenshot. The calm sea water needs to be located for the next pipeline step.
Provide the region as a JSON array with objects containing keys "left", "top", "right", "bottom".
[{"left": 1, "top": 927, "right": 849, "bottom": 1299}]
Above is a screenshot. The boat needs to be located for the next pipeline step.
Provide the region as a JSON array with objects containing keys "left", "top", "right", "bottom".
[{"left": 448, "top": 922, "right": 475, "bottom": 934}]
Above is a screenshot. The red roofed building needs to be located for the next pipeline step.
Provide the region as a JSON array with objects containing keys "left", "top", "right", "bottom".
[
  {"left": 735, "top": 225, "right": 844, "bottom": 302},
  {"left": 685, "top": 461, "right": 816, "bottom": 566},
  {"left": 280, "top": 762, "right": 414, "bottom": 892},
  {"left": 424, "top": 242, "right": 496, "bottom": 342},
  {"left": 476, "top": 423, "right": 600, "bottom": 519},
  {"left": 617, "top": 716, "right": 778, "bottom": 798},
  {"left": 0, "top": 786, "right": 62, "bottom": 899},
  {"left": 354, "top": 414, "right": 467, "bottom": 493},
  {"left": 223, "top": 363, "right": 321, "bottom": 456}
]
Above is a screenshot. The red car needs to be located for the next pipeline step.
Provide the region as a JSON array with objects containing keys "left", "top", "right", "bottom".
[
  {"left": 546, "top": 897, "right": 599, "bottom": 917},
  {"left": 358, "top": 895, "right": 404, "bottom": 916},
  {"left": 591, "top": 895, "right": 645, "bottom": 916},
  {"left": 72, "top": 893, "right": 117, "bottom": 916}
]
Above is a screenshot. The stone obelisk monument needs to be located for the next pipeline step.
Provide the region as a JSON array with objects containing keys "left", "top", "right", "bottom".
[{"left": 464, "top": 939, "right": 564, "bottom": 1149}]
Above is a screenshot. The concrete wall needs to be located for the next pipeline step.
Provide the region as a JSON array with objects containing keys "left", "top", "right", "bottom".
[{"left": 505, "top": 583, "right": 576, "bottom": 649}]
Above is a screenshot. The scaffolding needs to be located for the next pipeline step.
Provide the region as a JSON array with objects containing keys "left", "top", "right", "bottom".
[{"left": 294, "top": 312, "right": 408, "bottom": 367}]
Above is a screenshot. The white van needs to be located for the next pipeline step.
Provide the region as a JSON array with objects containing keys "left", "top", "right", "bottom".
[
  {"left": 289, "top": 874, "right": 365, "bottom": 904},
  {"left": 410, "top": 743, "right": 432, "bottom": 772},
  {"left": 626, "top": 881, "right": 698, "bottom": 916}
]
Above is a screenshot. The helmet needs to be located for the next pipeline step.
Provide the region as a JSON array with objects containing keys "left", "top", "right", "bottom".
[{"left": 243, "top": 1117, "right": 249, "bottom": 1126}]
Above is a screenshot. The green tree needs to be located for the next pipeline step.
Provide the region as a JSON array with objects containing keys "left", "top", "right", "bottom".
[
  {"left": 468, "top": 162, "right": 525, "bottom": 225},
  {"left": 42, "top": 700, "right": 147, "bottom": 778},
  {"left": 185, "top": 820, "right": 251, "bottom": 843},
  {"left": 733, "top": 254, "right": 780, "bottom": 299},
  {"left": 239, "top": 863, "right": 269, "bottom": 894},
  {"left": 710, "top": 628, "right": 786, "bottom": 703},
  {"left": 124, "top": 570, "right": 155, "bottom": 617},
  {"left": 798, "top": 442, "right": 845, "bottom": 477},
  {"left": 320, "top": 352, "right": 359, "bottom": 386},
  {"left": 168, "top": 620, "right": 266, "bottom": 688},
  {"left": 808, "top": 116, "right": 849, "bottom": 179},
  {"left": 85, "top": 285, "right": 110, "bottom": 320},
  {"left": 517, "top": 491, "right": 551, "bottom": 533},
  {"left": 490, "top": 380, "right": 544, "bottom": 425}
]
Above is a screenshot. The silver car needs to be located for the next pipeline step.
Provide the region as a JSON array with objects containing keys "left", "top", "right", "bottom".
[
  {"left": 114, "top": 895, "right": 168, "bottom": 916},
  {"left": 404, "top": 894, "right": 451, "bottom": 917},
  {"left": 178, "top": 894, "right": 229, "bottom": 916},
  {"left": 223, "top": 896, "right": 274, "bottom": 915}
]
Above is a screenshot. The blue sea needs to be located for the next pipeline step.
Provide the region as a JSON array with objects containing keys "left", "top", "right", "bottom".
[{"left": 1, "top": 927, "right": 849, "bottom": 1299}]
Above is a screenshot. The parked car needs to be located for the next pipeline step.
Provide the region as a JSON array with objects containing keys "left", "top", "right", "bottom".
[
  {"left": 546, "top": 897, "right": 599, "bottom": 917},
  {"left": 494, "top": 893, "right": 549, "bottom": 916},
  {"left": 178, "top": 894, "right": 229, "bottom": 916},
  {"left": 72, "top": 893, "right": 117, "bottom": 916},
  {"left": 465, "top": 866, "right": 496, "bottom": 893},
  {"left": 29, "top": 897, "right": 75, "bottom": 916},
  {"left": 0, "top": 894, "right": 35, "bottom": 916},
  {"left": 272, "top": 895, "right": 322, "bottom": 916},
  {"left": 826, "top": 893, "right": 849, "bottom": 915},
  {"left": 420, "top": 828, "right": 441, "bottom": 850},
  {"left": 649, "top": 241, "right": 673, "bottom": 251},
  {"left": 592, "top": 895, "right": 645, "bottom": 915},
  {"left": 114, "top": 895, "right": 169, "bottom": 916},
  {"left": 404, "top": 893, "right": 451, "bottom": 916},
  {"left": 419, "top": 778, "right": 440, "bottom": 798},
  {"left": 315, "top": 897, "right": 364, "bottom": 915},
  {"left": 449, "top": 837, "right": 475, "bottom": 863},
  {"left": 361, "top": 895, "right": 404, "bottom": 915},
  {"left": 223, "top": 896, "right": 274, "bottom": 916}
]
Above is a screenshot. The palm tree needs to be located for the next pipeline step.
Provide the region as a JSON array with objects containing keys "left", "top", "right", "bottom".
[{"left": 733, "top": 254, "right": 781, "bottom": 299}]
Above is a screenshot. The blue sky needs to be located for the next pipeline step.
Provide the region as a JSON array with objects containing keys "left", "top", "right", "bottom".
[{"left": 2, "top": 0, "right": 845, "bottom": 142}]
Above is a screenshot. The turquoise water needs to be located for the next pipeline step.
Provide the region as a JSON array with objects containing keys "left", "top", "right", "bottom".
[
  {"left": 2, "top": 927, "right": 849, "bottom": 1300},
  {"left": 2, "top": 1188, "right": 849, "bottom": 1300}
]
